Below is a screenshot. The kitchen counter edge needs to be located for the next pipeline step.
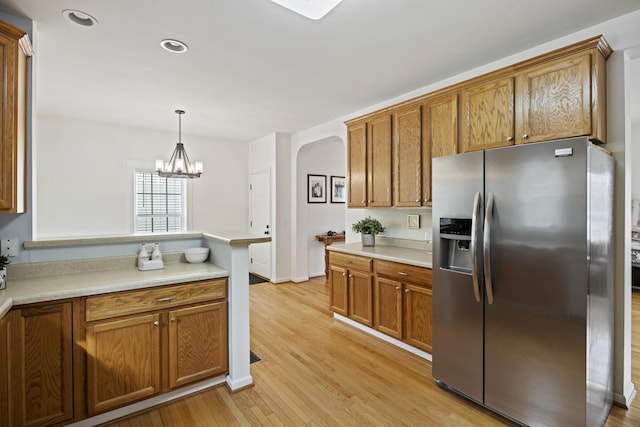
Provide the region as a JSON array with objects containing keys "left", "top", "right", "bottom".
[
  {"left": 0, "top": 262, "right": 228, "bottom": 319},
  {"left": 327, "top": 243, "right": 432, "bottom": 269}
]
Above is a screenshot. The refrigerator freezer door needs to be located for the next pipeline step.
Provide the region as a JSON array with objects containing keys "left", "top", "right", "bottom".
[
  {"left": 432, "top": 150, "right": 484, "bottom": 403},
  {"left": 483, "top": 139, "right": 588, "bottom": 426}
]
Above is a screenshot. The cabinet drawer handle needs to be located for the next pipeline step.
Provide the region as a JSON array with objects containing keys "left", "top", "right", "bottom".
[
  {"left": 416, "top": 199, "right": 420, "bottom": 203},
  {"left": 523, "top": 133, "right": 529, "bottom": 139},
  {"left": 404, "top": 289, "right": 410, "bottom": 293},
  {"left": 156, "top": 297, "right": 173, "bottom": 303},
  {"left": 342, "top": 272, "right": 347, "bottom": 277},
  {"left": 507, "top": 136, "right": 513, "bottom": 141},
  {"left": 153, "top": 320, "right": 160, "bottom": 326},
  {"left": 170, "top": 317, "right": 177, "bottom": 323},
  {"left": 397, "top": 272, "right": 408, "bottom": 276},
  {"left": 395, "top": 286, "right": 401, "bottom": 291}
]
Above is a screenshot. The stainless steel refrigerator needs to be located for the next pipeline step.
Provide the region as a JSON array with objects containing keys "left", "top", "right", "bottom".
[{"left": 432, "top": 137, "right": 614, "bottom": 427}]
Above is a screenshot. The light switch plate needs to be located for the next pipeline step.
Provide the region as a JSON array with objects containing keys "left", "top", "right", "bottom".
[{"left": 1, "top": 238, "right": 18, "bottom": 257}]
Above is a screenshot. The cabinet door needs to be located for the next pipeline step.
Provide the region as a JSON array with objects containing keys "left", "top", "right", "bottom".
[
  {"left": 367, "top": 115, "right": 392, "bottom": 207},
  {"left": 12, "top": 303, "right": 74, "bottom": 427},
  {"left": 86, "top": 313, "right": 161, "bottom": 415},
  {"left": 348, "top": 270, "right": 374, "bottom": 326},
  {"left": 461, "top": 76, "right": 515, "bottom": 152},
  {"left": 423, "top": 92, "right": 458, "bottom": 206},
  {"left": 329, "top": 265, "right": 349, "bottom": 316},
  {"left": 374, "top": 277, "right": 403, "bottom": 339},
  {"left": 393, "top": 105, "right": 422, "bottom": 207},
  {"left": 0, "top": 313, "right": 11, "bottom": 427},
  {"left": 0, "top": 22, "right": 29, "bottom": 214},
  {"left": 169, "top": 302, "right": 228, "bottom": 389},
  {"left": 347, "top": 121, "right": 367, "bottom": 207},
  {"left": 520, "top": 52, "right": 592, "bottom": 144},
  {"left": 404, "top": 284, "right": 433, "bottom": 353}
]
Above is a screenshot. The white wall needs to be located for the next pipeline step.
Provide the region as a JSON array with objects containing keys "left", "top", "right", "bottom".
[
  {"left": 297, "top": 138, "right": 346, "bottom": 277},
  {"left": 248, "top": 132, "right": 292, "bottom": 282},
  {"left": 36, "top": 115, "right": 248, "bottom": 237}
]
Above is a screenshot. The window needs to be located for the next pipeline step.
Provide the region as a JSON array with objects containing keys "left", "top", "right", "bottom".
[{"left": 135, "top": 171, "right": 186, "bottom": 233}]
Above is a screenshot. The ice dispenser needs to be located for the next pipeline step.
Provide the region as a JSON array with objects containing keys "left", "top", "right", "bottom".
[{"left": 440, "top": 218, "right": 472, "bottom": 273}]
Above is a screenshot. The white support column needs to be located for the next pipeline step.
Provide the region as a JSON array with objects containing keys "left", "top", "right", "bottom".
[{"left": 204, "top": 232, "right": 269, "bottom": 391}]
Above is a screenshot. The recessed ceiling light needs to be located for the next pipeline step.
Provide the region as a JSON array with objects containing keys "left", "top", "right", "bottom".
[
  {"left": 160, "top": 39, "right": 189, "bottom": 54},
  {"left": 270, "top": 0, "right": 344, "bottom": 20},
  {"left": 62, "top": 9, "right": 98, "bottom": 27}
]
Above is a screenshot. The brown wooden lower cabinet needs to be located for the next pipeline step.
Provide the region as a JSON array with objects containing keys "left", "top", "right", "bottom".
[
  {"left": 0, "top": 278, "right": 228, "bottom": 425},
  {"left": 168, "top": 301, "right": 227, "bottom": 389},
  {"left": 8, "top": 302, "right": 74, "bottom": 427},
  {"left": 84, "top": 278, "right": 229, "bottom": 416},
  {"left": 328, "top": 250, "right": 433, "bottom": 354},
  {"left": 328, "top": 251, "right": 374, "bottom": 326},
  {"left": 86, "top": 313, "right": 162, "bottom": 415}
]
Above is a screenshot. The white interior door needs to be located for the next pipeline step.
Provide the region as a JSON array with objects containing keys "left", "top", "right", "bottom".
[{"left": 249, "top": 171, "right": 271, "bottom": 279}]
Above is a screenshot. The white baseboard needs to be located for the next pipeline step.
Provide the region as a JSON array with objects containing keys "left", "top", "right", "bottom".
[
  {"left": 66, "top": 375, "right": 227, "bottom": 426},
  {"left": 226, "top": 374, "right": 254, "bottom": 391},
  {"left": 334, "top": 313, "right": 432, "bottom": 362},
  {"left": 614, "top": 382, "right": 637, "bottom": 408},
  {"left": 292, "top": 276, "right": 309, "bottom": 283}
]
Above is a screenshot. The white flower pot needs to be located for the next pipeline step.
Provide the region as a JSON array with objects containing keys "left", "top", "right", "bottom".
[
  {"left": 0, "top": 267, "right": 6, "bottom": 290},
  {"left": 361, "top": 234, "right": 375, "bottom": 247}
]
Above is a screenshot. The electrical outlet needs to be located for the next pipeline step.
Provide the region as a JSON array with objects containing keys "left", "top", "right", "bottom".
[{"left": 1, "top": 238, "right": 18, "bottom": 257}]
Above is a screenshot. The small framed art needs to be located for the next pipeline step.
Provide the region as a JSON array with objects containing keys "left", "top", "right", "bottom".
[
  {"left": 330, "top": 176, "right": 346, "bottom": 203},
  {"left": 407, "top": 214, "right": 420, "bottom": 229},
  {"left": 307, "top": 174, "right": 327, "bottom": 203}
]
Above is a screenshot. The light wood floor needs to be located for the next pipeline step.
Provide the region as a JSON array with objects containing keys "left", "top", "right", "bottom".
[{"left": 103, "top": 277, "right": 640, "bottom": 426}]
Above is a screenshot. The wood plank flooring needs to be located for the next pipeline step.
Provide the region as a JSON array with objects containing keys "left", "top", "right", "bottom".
[{"left": 103, "top": 277, "right": 640, "bottom": 426}]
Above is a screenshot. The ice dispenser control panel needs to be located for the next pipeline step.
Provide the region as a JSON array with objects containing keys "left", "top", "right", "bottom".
[{"left": 440, "top": 218, "right": 472, "bottom": 273}]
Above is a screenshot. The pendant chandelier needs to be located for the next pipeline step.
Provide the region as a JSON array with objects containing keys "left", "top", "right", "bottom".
[{"left": 156, "top": 110, "right": 203, "bottom": 179}]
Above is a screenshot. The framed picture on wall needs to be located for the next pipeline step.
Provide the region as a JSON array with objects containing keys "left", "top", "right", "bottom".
[
  {"left": 307, "top": 174, "right": 327, "bottom": 203},
  {"left": 330, "top": 176, "right": 346, "bottom": 203}
]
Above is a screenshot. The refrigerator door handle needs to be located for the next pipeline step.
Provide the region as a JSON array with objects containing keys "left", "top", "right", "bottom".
[
  {"left": 484, "top": 193, "right": 495, "bottom": 305},
  {"left": 470, "top": 191, "right": 481, "bottom": 303}
]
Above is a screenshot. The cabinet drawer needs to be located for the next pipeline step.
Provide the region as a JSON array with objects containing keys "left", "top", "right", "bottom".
[
  {"left": 86, "top": 278, "right": 227, "bottom": 322},
  {"left": 328, "top": 252, "right": 372, "bottom": 272},
  {"left": 375, "top": 260, "right": 432, "bottom": 287}
]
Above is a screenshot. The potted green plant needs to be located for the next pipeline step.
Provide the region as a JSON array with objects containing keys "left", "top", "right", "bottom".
[
  {"left": 0, "top": 255, "right": 9, "bottom": 290},
  {"left": 352, "top": 216, "right": 385, "bottom": 246}
]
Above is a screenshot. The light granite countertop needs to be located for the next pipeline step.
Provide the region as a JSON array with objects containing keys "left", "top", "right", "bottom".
[
  {"left": 0, "top": 262, "right": 228, "bottom": 319},
  {"left": 327, "top": 243, "right": 432, "bottom": 269}
]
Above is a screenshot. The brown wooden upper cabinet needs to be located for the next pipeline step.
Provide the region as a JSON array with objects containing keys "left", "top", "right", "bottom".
[
  {"left": 347, "top": 115, "right": 392, "bottom": 208},
  {"left": 518, "top": 50, "right": 604, "bottom": 144},
  {"left": 347, "top": 120, "right": 367, "bottom": 207},
  {"left": 0, "top": 20, "right": 32, "bottom": 214},
  {"left": 346, "top": 35, "right": 610, "bottom": 206},
  {"left": 423, "top": 92, "right": 459, "bottom": 205},
  {"left": 393, "top": 104, "right": 423, "bottom": 207},
  {"left": 460, "top": 76, "right": 515, "bottom": 152}
]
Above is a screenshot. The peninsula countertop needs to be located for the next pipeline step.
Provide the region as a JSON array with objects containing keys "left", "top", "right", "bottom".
[
  {"left": 326, "top": 243, "right": 432, "bottom": 269},
  {"left": 0, "top": 261, "right": 228, "bottom": 319}
]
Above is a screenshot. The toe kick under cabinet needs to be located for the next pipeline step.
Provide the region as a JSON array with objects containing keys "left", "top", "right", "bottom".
[
  {"left": 84, "top": 278, "right": 228, "bottom": 416},
  {"left": 328, "top": 251, "right": 432, "bottom": 353}
]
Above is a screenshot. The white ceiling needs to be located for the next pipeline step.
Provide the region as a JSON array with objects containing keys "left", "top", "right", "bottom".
[{"left": 1, "top": 0, "right": 640, "bottom": 142}]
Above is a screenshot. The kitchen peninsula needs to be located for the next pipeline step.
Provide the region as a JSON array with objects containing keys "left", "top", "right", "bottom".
[{"left": 0, "top": 231, "right": 269, "bottom": 427}]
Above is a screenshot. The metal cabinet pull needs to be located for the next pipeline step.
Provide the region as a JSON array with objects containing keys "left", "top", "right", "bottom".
[
  {"left": 156, "top": 297, "right": 173, "bottom": 303},
  {"left": 395, "top": 286, "right": 401, "bottom": 291},
  {"left": 470, "top": 192, "right": 481, "bottom": 303},
  {"left": 484, "top": 193, "right": 495, "bottom": 305},
  {"left": 170, "top": 317, "right": 177, "bottom": 323},
  {"left": 153, "top": 320, "right": 160, "bottom": 326},
  {"left": 397, "top": 271, "right": 408, "bottom": 276},
  {"left": 507, "top": 136, "right": 513, "bottom": 141},
  {"left": 404, "top": 289, "right": 410, "bottom": 293},
  {"left": 522, "top": 133, "right": 529, "bottom": 139}
]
